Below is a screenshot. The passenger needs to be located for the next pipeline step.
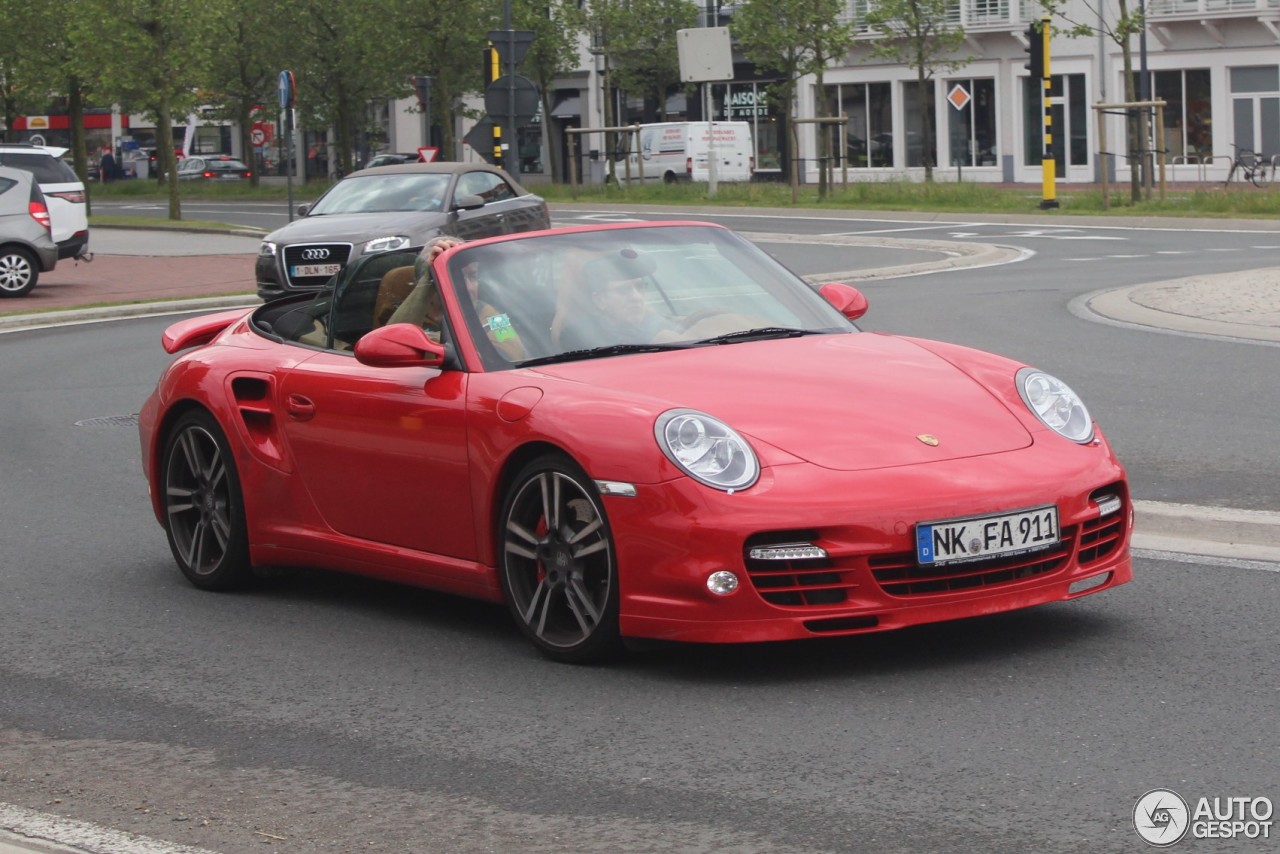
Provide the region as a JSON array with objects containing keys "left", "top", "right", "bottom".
[
  {"left": 387, "top": 236, "right": 525, "bottom": 359},
  {"left": 385, "top": 240, "right": 445, "bottom": 336}
]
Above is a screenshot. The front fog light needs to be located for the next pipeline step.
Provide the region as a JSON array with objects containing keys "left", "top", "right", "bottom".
[{"left": 707, "top": 571, "right": 739, "bottom": 596}]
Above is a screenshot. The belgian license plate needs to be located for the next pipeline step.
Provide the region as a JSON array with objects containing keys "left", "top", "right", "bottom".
[
  {"left": 916, "top": 505, "right": 1059, "bottom": 566},
  {"left": 292, "top": 263, "right": 341, "bottom": 277}
]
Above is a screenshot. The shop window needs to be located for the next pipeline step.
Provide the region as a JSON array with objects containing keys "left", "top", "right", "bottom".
[
  {"left": 945, "top": 78, "right": 997, "bottom": 167},
  {"left": 902, "top": 81, "right": 938, "bottom": 168},
  {"left": 825, "top": 82, "right": 893, "bottom": 168}
]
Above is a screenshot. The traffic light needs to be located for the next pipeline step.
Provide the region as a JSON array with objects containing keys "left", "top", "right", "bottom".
[
  {"left": 1024, "top": 22, "right": 1045, "bottom": 79},
  {"left": 483, "top": 44, "right": 500, "bottom": 85}
]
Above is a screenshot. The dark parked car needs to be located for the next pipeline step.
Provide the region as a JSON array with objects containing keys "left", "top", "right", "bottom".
[
  {"left": 365, "top": 152, "right": 423, "bottom": 168},
  {"left": 254, "top": 162, "right": 550, "bottom": 301},
  {"left": 0, "top": 165, "right": 59, "bottom": 297},
  {"left": 176, "top": 155, "right": 252, "bottom": 181}
]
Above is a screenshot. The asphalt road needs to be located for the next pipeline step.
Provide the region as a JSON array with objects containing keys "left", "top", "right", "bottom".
[{"left": 2, "top": 208, "right": 1277, "bottom": 854}]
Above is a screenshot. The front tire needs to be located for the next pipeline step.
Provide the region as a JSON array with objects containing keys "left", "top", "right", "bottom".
[
  {"left": 161, "top": 410, "right": 252, "bottom": 590},
  {"left": 0, "top": 247, "right": 38, "bottom": 297},
  {"left": 498, "top": 454, "right": 621, "bottom": 663}
]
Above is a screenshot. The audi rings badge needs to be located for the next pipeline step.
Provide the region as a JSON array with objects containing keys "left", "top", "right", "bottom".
[{"left": 300, "top": 248, "right": 331, "bottom": 261}]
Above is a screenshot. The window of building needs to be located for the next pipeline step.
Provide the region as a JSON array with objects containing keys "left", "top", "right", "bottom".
[
  {"left": 825, "top": 82, "right": 893, "bottom": 168},
  {"left": 1135, "top": 69, "right": 1213, "bottom": 162},
  {"left": 1023, "top": 73, "right": 1087, "bottom": 172},
  {"left": 902, "top": 81, "right": 938, "bottom": 168},
  {"left": 723, "top": 83, "right": 781, "bottom": 171},
  {"left": 1229, "top": 66, "right": 1280, "bottom": 156},
  {"left": 944, "top": 78, "right": 997, "bottom": 167}
]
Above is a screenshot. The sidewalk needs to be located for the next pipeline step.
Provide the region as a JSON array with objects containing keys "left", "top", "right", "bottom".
[{"left": 0, "top": 229, "right": 260, "bottom": 320}]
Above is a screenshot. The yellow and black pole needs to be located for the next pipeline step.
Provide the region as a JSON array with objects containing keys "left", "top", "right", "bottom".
[
  {"left": 484, "top": 44, "right": 503, "bottom": 168},
  {"left": 1026, "top": 18, "right": 1058, "bottom": 208}
]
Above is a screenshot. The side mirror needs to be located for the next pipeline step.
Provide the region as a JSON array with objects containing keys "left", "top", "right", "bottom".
[
  {"left": 354, "top": 323, "right": 446, "bottom": 368},
  {"left": 453, "top": 193, "right": 486, "bottom": 212},
  {"left": 296, "top": 203, "right": 311, "bottom": 217},
  {"left": 818, "top": 282, "right": 869, "bottom": 321}
]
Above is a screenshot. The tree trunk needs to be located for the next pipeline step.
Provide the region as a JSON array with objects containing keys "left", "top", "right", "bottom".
[
  {"left": 816, "top": 66, "right": 829, "bottom": 200},
  {"left": 1117, "top": 0, "right": 1141, "bottom": 202},
  {"left": 68, "top": 77, "right": 90, "bottom": 216},
  {"left": 156, "top": 103, "right": 182, "bottom": 221},
  {"left": 919, "top": 66, "right": 934, "bottom": 182}
]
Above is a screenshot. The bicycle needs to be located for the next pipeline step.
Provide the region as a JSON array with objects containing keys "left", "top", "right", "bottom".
[{"left": 1224, "top": 144, "right": 1271, "bottom": 187}]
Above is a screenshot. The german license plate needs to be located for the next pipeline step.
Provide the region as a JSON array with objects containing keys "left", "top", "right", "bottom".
[
  {"left": 916, "top": 505, "right": 1059, "bottom": 566},
  {"left": 292, "top": 263, "right": 341, "bottom": 277}
]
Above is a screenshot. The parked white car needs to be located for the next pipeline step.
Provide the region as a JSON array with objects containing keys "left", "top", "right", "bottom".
[{"left": 0, "top": 143, "right": 90, "bottom": 261}]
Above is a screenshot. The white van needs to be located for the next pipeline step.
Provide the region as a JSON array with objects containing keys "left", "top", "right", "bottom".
[{"left": 624, "top": 122, "right": 754, "bottom": 184}]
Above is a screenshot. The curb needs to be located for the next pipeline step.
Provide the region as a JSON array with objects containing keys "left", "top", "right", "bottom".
[
  {"left": 0, "top": 297, "right": 258, "bottom": 333},
  {"left": 1133, "top": 500, "right": 1280, "bottom": 562}
]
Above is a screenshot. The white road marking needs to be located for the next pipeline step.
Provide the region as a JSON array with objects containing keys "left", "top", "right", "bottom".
[{"left": 0, "top": 804, "right": 218, "bottom": 854}]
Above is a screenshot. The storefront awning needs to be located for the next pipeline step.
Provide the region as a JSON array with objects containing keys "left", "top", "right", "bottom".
[{"left": 550, "top": 94, "right": 581, "bottom": 118}]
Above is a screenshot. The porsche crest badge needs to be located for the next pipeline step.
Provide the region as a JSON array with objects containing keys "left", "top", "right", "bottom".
[{"left": 916, "top": 434, "right": 940, "bottom": 446}]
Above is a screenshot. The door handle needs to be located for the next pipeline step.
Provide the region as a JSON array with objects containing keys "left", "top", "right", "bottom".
[{"left": 286, "top": 394, "right": 317, "bottom": 421}]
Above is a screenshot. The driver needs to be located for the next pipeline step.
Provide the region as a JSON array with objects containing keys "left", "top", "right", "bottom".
[{"left": 568, "top": 250, "right": 675, "bottom": 348}]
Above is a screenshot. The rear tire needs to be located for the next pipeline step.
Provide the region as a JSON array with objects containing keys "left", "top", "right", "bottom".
[
  {"left": 0, "top": 247, "right": 39, "bottom": 297},
  {"left": 161, "top": 410, "right": 252, "bottom": 590},
  {"left": 498, "top": 454, "right": 621, "bottom": 663}
]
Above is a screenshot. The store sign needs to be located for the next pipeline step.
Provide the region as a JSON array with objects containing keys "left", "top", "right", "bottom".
[{"left": 727, "top": 90, "right": 767, "bottom": 119}]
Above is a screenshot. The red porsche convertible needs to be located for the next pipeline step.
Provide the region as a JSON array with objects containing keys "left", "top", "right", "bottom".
[{"left": 139, "top": 222, "right": 1132, "bottom": 662}]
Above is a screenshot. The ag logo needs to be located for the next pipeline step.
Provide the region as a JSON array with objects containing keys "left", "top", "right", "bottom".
[{"left": 1134, "top": 789, "right": 1190, "bottom": 846}]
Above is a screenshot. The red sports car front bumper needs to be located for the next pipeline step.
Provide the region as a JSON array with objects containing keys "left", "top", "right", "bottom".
[{"left": 603, "top": 434, "right": 1133, "bottom": 644}]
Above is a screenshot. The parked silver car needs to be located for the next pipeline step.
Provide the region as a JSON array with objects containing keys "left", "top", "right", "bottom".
[
  {"left": 0, "top": 165, "right": 59, "bottom": 297},
  {"left": 254, "top": 162, "right": 550, "bottom": 301}
]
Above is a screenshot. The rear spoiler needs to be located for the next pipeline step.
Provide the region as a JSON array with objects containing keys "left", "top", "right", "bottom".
[{"left": 161, "top": 309, "right": 247, "bottom": 353}]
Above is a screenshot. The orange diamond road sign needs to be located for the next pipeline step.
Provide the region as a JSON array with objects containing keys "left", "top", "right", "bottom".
[{"left": 948, "top": 84, "right": 971, "bottom": 111}]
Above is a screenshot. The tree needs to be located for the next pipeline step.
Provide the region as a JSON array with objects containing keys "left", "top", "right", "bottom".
[
  {"left": 0, "top": 0, "right": 97, "bottom": 195},
  {"left": 69, "top": 0, "right": 221, "bottom": 219},
  {"left": 582, "top": 0, "right": 699, "bottom": 181},
  {"left": 605, "top": 0, "right": 697, "bottom": 122},
  {"left": 399, "top": 0, "right": 500, "bottom": 164},
  {"left": 205, "top": 0, "right": 292, "bottom": 186},
  {"left": 861, "top": 0, "right": 970, "bottom": 183},
  {"left": 281, "top": 0, "right": 417, "bottom": 177},
  {"left": 1036, "top": 0, "right": 1148, "bottom": 202},
  {"left": 514, "top": 0, "right": 585, "bottom": 182},
  {"left": 733, "top": 0, "right": 856, "bottom": 201}
]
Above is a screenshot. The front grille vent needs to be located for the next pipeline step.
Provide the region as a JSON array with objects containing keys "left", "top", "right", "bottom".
[
  {"left": 1079, "top": 489, "right": 1126, "bottom": 565},
  {"left": 282, "top": 243, "right": 353, "bottom": 290},
  {"left": 743, "top": 530, "right": 856, "bottom": 607},
  {"left": 869, "top": 531, "right": 1075, "bottom": 597}
]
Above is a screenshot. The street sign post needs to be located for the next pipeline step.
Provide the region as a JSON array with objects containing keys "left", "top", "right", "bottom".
[
  {"left": 676, "top": 27, "right": 733, "bottom": 196},
  {"left": 487, "top": 20, "right": 536, "bottom": 178},
  {"left": 278, "top": 70, "right": 296, "bottom": 218}
]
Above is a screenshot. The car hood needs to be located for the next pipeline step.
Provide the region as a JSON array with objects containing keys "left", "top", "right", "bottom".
[
  {"left": 266, "top": 211, "right": 445, "bottom": 245},
  {"left": 529, "top": 333, "right": 1033, "bottom": 472}
]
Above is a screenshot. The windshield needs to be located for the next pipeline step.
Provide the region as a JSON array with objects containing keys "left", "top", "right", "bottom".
[
  {"left": 309, "top": 173, "right": 450, "bottom": 215},
  {"left": 442, "top": 225, "right": 856, "bottom": 372}
]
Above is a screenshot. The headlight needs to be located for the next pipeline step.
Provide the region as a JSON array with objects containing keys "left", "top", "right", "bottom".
[
  {"left": 655, "top": 409, "right": 759, "bottom": 491},
  {"left": 363, "top": 235, "right": 411, "bottom": 254},
  {"left": 258, "top": 241, "right": 277, "bottom": 257},
  {"left": 1017, "top": 368, "right": 1094, "bottom": 443}
]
